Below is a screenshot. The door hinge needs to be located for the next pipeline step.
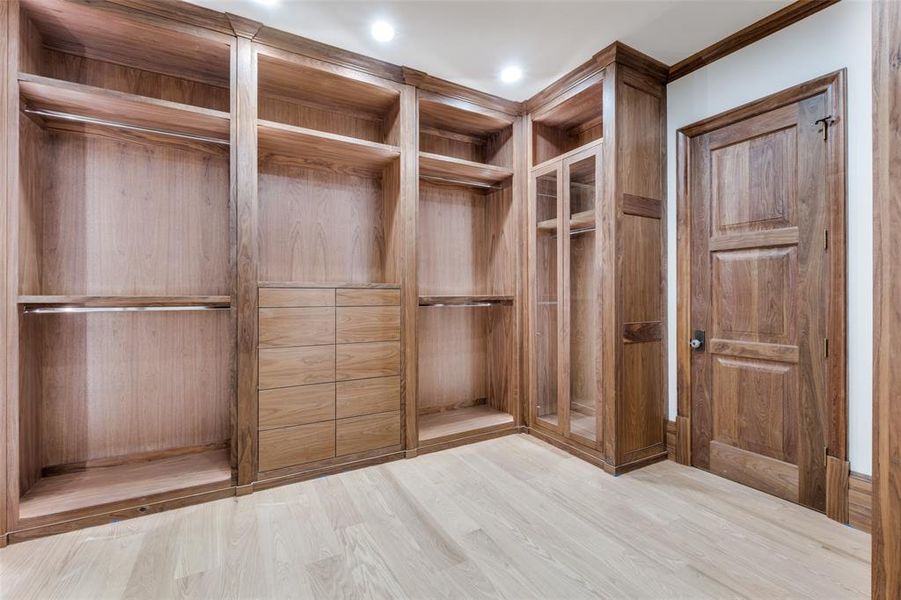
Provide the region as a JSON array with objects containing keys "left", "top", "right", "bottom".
[
  {"left": 814, "top": 116, "right": 834, "bottom": 141},
  {"left": 825, "top": 337, "right": 829, "bottom": 358},
  {"left": 824, "top": 229, "right": 829, "bottom": 250}
]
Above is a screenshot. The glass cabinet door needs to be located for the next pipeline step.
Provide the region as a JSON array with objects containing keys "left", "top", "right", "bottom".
[
  {"left": 533, "top": 166, "right": 562, "bottom": 430},
  {"left": 564, "top": 150, "right": 599, "bottom": 443}
]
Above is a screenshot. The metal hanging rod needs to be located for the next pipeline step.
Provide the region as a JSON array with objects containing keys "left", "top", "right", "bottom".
[
  {"left": 24, "top": 108, "right": 230, "bottom": 146},
  {"left": 552, "top": 226, "right": 596, "bottom": 238},
  {"left": 420, "top": 302, "right": 495, "bottom": 308},
  {"left": 24, "top": 305, "right": 230, "bottom": 315},
  {"left": 420, "top": 174, "right": 503, "bottom": 190}
]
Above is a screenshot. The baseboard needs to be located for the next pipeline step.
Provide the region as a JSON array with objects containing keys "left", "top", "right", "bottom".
[
  {"left": 848, "top": 471, "right": 872, "bottom": 533},
  {"left": 666, "top": 420, "right": 676, "bottom": 460}
]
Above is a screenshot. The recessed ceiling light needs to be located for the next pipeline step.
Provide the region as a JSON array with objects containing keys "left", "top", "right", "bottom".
[
  {"left": 371, "top": 20, "right": 395, "bottom": 43},
  {"left": 500, "top": 65, "right": 523, "bottom": 84}
]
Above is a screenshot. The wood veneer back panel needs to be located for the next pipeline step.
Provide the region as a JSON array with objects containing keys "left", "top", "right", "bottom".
[
  {"left": 35, "top": 130, "right": 230, "bottom": 295},
  {"left": 34, "top": 310, "right": 231, "bottom": 467},
  {"left": 258, "top": 159, "right": 390, "bottom": 284}
]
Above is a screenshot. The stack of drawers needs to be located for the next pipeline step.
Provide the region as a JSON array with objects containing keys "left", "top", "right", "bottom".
[{"left": 257, "top": 285, "right": 402, "bottom": 473}]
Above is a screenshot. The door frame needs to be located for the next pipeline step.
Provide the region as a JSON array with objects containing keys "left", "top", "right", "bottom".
[{"left": 675, "top": 70, "right": 848, "bottom": 515}]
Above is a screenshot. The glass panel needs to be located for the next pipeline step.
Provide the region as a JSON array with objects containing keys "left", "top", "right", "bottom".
[
  {"left": 568, "top": 155, "right": 597, "bottom": 441},
  {"left": 535, "top": 170, "right": 559, "bottom": 427}
]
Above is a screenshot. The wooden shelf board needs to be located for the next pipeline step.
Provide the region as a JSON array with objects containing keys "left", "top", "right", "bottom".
[
  {"left": 418, "top": 405, "right": 514, "bottom": 442},
  {"left": 418, "top": 295, "right": 513, "bottom": 307},
  {"left": 537, "top": 210, "right": 595, "bottom": 232},
  {"left": 419, "top": 96, "right": 513, "bottom": 137},
  {"left": 531, "top": 137, "right": 604, "bottom": 173},
  {"left": 258, "top": 119, "right": 400, "bottom": 171},
  {"left": 18, "top": 295, "right": 231, "bottom": 308},
  {"left": 19, "top": 73, "right": 230, "bottom": 141},
  {"left": 419, "top": 152, "right": 513, "bottom": 186},
  {"left": 19, "top": 449, "right": 232, "bottom": 521}
]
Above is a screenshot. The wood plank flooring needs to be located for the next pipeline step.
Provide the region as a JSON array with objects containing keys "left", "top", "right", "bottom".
[{"left": 0, "top": 435, "right": 870, "bottom": 599}]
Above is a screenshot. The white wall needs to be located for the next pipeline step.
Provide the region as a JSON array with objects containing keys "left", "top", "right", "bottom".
[{"left": 665, "top": 0, "right": 873, "bottom": 475}]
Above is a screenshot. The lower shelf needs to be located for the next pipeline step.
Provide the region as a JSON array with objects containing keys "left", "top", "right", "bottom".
[
  {"left": 419, "top": 405, "right": 514, "bottom": 442},
  {"left": 19, "top": 449, "right": 232, "bottom": 521}
]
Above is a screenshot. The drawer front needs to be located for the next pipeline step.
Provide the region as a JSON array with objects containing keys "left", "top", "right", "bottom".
[
  {"left": 259, "top": 307, "right": 335, "bottom": 347},
  {"left": 336, "top": 376, "right": 400, "bottom": 419},
  {"left": 336, "top": 341, "right": 400, "bottom": 381},
  {"left": 259, "top": 383, "right": 335, "bottom": 429},
  {"left": 259, "top": 288, "right": 335, "bottom": 308},
  {"left": 259, "top": 421, "right": 335, "bottom": 471},
  {"left": 335, "top": 288, "right": 400, "bottom": 306},
  {"left": 336, "top": 306, "right": 400, "bottom": 344},
  {"left": 259, "top": 346, "right": 335, "bottom": 389},
  {"left": 336, "top": 411, "right": 401, "bottom": 456}
]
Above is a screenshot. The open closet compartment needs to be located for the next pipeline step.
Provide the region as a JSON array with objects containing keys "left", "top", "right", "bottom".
[
  {"left": 10, "top": 0, "right": 235, "bottom": 527},
  {"left": 527, "top": 44, "right": 668, "bottom": 474},
  {"left": 256, "top": 47, "right": 404, "bottom": 286},
  {"left": 414, "top": 93, "right": 521, "bottom": 446}
]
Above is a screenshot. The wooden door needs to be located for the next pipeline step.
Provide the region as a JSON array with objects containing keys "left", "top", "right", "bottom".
[{"left": 686, "top": 83, "right": 844, "bottom": 512}]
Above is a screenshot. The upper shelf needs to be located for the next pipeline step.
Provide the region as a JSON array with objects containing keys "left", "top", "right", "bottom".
[
  {"left": 258, "top": 119, "right": 400, "bottom": 172},
  {"left": 419, "top": 295, "right": 513, "bottom": 307},
  {"left": 19, "top": 74, "right": 231, "bottom": 143},
  {"left": 537, "top": 210, "right": 595, "bottom": 232},
  {"left": 419, "top": 152, "right": 513, "bottom": 187},
  {"left": 18, "top": 295, "right": 231, "bottom": 309}
]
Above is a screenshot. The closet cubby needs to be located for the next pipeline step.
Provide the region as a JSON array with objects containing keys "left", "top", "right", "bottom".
[
  {"left": 414, "top": 94, "right": 520, "bottom": 445},
  {"left": 10, "top": 0, "right": 235, "bottom": 526},
  {"left": 531, "top": 81, "right": 603, "bottom": 167},
  {"left": 257, "top": 51, "right": 404, "bottom": 287}
]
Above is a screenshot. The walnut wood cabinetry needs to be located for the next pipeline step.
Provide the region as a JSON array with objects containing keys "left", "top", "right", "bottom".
[{"left": 0, "top": 0, "right": 668, "bottom": 543}]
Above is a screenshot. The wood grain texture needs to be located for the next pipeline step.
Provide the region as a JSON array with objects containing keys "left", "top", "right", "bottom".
[
  {"left": 18, "top": 448, "right": 231, "bottom": 522},
  {"left": 258, "top": 421, "right": 335, "bottom": 472},
  {"left": 419, "top": 405, "right": 515, "bottom": 442},
  {"left": 709, "top": 440, "right": 799, "bottom": 504},
  {"left": 0, "top": 0, "right": 11, "bottom": 544},
  {"left": 258, "top": 307, "right": 335, "bottom": 347},
  {"left": 335, "top": 341, "right": 400, "bottom": 382},
  {"left": 335, "top": 410, "right": 401, "bottom": 456},
  {"left": 849, "top": 472, "right": 872, "bottom": 534},
  {"left": 826, "top": 455, "right": 850, "bottom": 524},
  {"left": 873, "top": 2, "right": 901, "bottom": 596},
  {"left": 1, "top": 435, "right": 871, "bottom": 596},
  {"left": 419, "top": 152, "right": 513, "bottom": 186},
  {"left": 258, "top": 383, "right": 336, "bottom": 430},
  {"left": 668, "top": 0, "right": 839, "bottom": 81},
  {"left": 336, "top": 306, "right": 400, "bottom": 344},
  {"left": 335, "top": 288, "right": 400, "bottom": 306},
  {"left": 258, "top": 346, "right": 335, "bottom": 390},
  {"left": 336, "top": 376, "right": 400, "bottom": 419},
  {"left": 259, "top": 287, "right": 335, "bottom": 308}
]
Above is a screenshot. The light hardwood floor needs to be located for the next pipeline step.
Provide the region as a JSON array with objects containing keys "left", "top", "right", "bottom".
[{"left": 0, "top": 434, "right": 870, "bottom": 599}]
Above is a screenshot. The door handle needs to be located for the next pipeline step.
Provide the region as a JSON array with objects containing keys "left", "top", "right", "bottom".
[{"left": 690, "top": 330, "right": 705, "bottom": 351}]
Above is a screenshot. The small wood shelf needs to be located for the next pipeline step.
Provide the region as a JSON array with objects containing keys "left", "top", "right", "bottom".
[
  {"left": 19, "top": 449, "right": 232, "bottom": 521},
  {"left": 532, "top": 137, "right": 604, "bottom": 173},
  {"left": 419, "top": 405, "right": 514, "bottom": 442},
  {"left": 419, "top": 152, "right": 513, "bottom": 186},
  {"left": 258, "top": 119, "right": 400, "bottom": 171},
  {"left": 537, "top": 210, "right": 595, "bottom": 232},
  {"left": 19, "top": 73, "right": 231, "bottom": 142},
  {"left": 18, "top": 295, "right": 231, "bottom": 308},
  {"left": 418, "top": 295, "right": 513, "bottom": 307},
  {"left": 259, "top": 282, "right": 400, "bottom": 289}
]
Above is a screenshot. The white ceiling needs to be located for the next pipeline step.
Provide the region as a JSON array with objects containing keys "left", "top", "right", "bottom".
[{"left": 189, "top": 0, "right": 792, "bottom": 101}]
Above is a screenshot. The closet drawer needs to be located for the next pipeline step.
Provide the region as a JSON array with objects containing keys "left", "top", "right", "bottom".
[
  {"left": 259, "top": 383, "right": 335, "bottom": 429},
  {"left": 336, "top": 306, "right": 400, "bottom": 343},
  {"left": 259, "top": 346, "right": 335, "bottom": 389},
  {"left": 335, "top": 288, "right": 400, "bottom": 306},
  {"left": 336, "top": 376, "right": 400, "bottom": 419},
  {"left": 259, "top": 307, "right": 335, "bottom": 347},
  {"left": 259, "top": 421, "right": 335, "bottom": 471},
  {"left": 259, "top": 287, "right": 335, "bottom": 308},
  {"left": 336, "top": 411, "right": 401, "bottom": 456},
  {"left": 336, "top": 341, "right": 400, "bottom": 381}
]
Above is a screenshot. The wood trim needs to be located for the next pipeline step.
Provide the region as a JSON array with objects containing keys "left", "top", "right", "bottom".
[
  {"left": 401, "top": 86, "right": 419, "bottom": 451},
  {"left": 403, "top": 67, "right": 521, "bottom": 116},
  {"left": 226, "top": 12, "right": 263, "bottom": 40},
  {"left": 666, "top": 420, "right": 676, "bottom": 460},
  {"left": 235, "top": 38, "right": 259, "bottom": 486},
  {"left": 668, "top": 0, "right": 839, "bottom": 81},
  {"left": 0, "top": 0, "right": 10, "bottom": 547},
  {"left": 849, "top": 471, "right": 872, "bottom": 534},
  {"left": 873, "top": 1, "right": 901, "bottom": 595},
  {"left": 675, "top": 415, "right": 691, "bottom": 465},
  {"left": 108, "top": 0, "right": 236, "bottom": 36},
  {"left": 675, "top": 71, "right": 847, "bottom": 473},
  {"left": 826, "top": 455, "right": 850, "bottom": 523}
]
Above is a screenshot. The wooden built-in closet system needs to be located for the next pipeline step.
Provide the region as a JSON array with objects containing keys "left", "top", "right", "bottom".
[{"left": 0, "top": 0, "right": 666, "bottom": 544}]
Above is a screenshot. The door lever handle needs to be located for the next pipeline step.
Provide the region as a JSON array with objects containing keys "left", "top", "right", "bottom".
[{"left": 689, "top": 330, "right": 705, "bottom": 351}]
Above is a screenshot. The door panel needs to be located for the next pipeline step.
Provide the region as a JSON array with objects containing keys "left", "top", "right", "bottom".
[{"left": 691, "top": 92, "right": 830, "bottom": 510}]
